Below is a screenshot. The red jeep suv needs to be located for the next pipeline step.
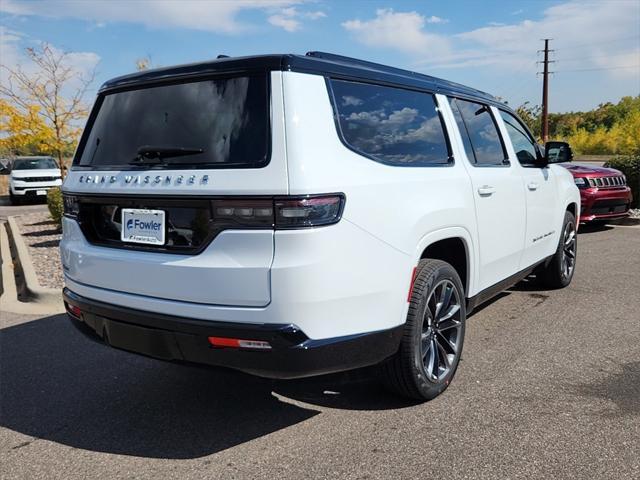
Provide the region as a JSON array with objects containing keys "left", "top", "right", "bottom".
[{"left": 559, "top": 163, "right": 633, "bottom": 223}]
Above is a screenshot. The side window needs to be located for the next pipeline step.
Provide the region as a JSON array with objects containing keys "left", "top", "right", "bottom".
[
  {"left": 448, "top": 98, "right": 475, "bottom": 163},
  {"left": 453, "top": 98, "right": 506, "bottom": 166},
  {"left": 330, "top": 79, "right": 451, "bottom": 166},
  {"left": 498, "top": 110, "right": 538, "bottom": 165}
]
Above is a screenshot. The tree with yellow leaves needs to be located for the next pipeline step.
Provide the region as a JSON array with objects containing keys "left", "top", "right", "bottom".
[
  {"left": 0, "top": 43, "right": 96, "bottom": 175},
  {"left": 0, "top": 99, "right": 55, "bottom": 155}
]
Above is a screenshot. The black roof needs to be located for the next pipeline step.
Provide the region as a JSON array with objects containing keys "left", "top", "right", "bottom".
[{"left": 100, "top": 51, "right": 500, "bottom": 105}]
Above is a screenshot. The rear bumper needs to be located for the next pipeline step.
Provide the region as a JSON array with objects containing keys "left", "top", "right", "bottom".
[
  {"left": 63, "top": 288, "right": 403, "bottom": 379},
  {"left": 579, "top": 187, "right": 633, "bottom": 222}
]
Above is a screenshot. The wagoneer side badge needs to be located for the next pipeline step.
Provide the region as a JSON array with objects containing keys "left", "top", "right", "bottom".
[{"left": 77, "top": 174, "right": 209, "bottom": 186}]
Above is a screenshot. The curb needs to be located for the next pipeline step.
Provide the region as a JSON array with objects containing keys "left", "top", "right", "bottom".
[
  {"left": 0, "top": 222, "right": 63, "bottom": 315},
  {"left": 6, "top": 215, "right": 63, "bottom": 309}
]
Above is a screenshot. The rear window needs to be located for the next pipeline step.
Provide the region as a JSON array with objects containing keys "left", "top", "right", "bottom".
[
  {"left": 330, "top": 79, "right": 451, "bottom": 166},
  {"left": 75, "top": 75, "right": 270, "bottom": 169}
]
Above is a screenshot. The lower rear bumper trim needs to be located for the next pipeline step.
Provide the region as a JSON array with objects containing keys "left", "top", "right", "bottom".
[{"left": 63, "top": 288, "right": 403, "bottom": 379}]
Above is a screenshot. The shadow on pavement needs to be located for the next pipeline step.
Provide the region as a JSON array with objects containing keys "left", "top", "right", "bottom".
[
  {"left": 0, "top": 314, "right": 415, "bottom": 459},
  {"left": 0, "top": 314, "right": 319, "bottom": 459},
  {"left": 578, "top": 223, "right": 614, "bottom": 234}
]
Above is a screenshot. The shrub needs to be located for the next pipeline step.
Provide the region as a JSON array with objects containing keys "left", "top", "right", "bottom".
[
  {"left": 47, "top": 187, "right": 64, "bottom": 228},
  {"left": 605, "top": 149, "right": 640, "bottom": 208}
]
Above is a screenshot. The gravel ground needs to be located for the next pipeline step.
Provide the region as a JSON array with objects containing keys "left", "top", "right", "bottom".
[{"left": 14, "top": 212, "right": 63, "bottom": 289}]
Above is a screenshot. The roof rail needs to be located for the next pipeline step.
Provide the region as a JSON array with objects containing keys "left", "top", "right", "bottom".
[{"left": 305, "top": 51, "right": 418, "bottom": 76}]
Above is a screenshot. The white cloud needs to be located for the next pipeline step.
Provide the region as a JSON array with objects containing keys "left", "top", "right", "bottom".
[
  {"left": 342, "top": 2, "right": 639, "bottom": 78},
  {"left": 0, "top": 0, "right": 303, "bottom": 34},
  {"left": 267, "top": 7, "right": 327, "bottom": 32},
  {"left": 268, "top": 14, "right": 301, "bottom": 32},
  {"left": 267, "top": 6, "right": 326, "bottom": 32},
  {"left": 342, "top": 9, "right": 451, "bottom": 58},
  {"left": 0, "top": 26, "right": 100, "bottom": 91},
  {"left": 304, "top": 11, "right": 327, "bottom": 20},
  {"left": 426, "top": 16, "right": 448, "bottom": 24},
  {"left": 449, "top": 0, "right": 640, "bottom": 76},
  {"left": 0, "top": 26, "right": 23, "bottom": 68}
]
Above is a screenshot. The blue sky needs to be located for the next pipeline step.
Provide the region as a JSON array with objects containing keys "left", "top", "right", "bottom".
[{"left": 1, "top": 0, "right": 639, "bottom": 112}]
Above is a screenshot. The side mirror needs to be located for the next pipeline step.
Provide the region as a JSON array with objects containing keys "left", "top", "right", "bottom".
[
  {"left": 545, "top": 141, "right": 573, "bottom": 164},
  {"left": 530, "top": 144, "right": 548, "bottom": 168}
]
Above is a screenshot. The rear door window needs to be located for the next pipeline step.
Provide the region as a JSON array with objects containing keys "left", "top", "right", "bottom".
[
  {"left": 330, "top": 79, "right": 451, "bottom": 166},
  {"left": 75, "top": 75, "right": 270, "bottom": 169},
  {"left": 450, "top": 98, "right": 506, "bottom": 166}
]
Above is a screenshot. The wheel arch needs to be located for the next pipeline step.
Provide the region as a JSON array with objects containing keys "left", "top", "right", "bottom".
[{"left": 413, "top": 227, "right": 476, "bottom": 297}]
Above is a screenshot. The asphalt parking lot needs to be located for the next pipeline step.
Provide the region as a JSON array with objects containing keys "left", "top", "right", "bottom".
[{"left": 1, "top": 223, "right": 639, "bottom": 479}]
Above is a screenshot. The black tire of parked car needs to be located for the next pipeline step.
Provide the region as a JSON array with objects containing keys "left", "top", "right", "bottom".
[
  {"left": 379, "top": 259, "right": 466, "bottom": 401},
  {"left": 9, "top": 192, "right": 19, "bottom": 205},
  {"left": 539, "top": 210, "right": 577, "bottom": 289}
]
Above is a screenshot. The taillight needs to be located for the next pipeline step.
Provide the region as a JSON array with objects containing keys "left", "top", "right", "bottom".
[
  {"left": 275, "top": 195, "right": 344, "bottom": 228},
  {"left": 212, "top": 198, "right": 274, "bottom": 228},
  {"left": 63, "top": 194, "right": 79, "bottom": 218},
  {"left": 210, "top": 194, "right": 345, "bottom": 230}
]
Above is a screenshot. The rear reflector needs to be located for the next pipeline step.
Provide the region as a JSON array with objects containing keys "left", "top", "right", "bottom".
[
  {"left": 208, "top": 336, "right": 272, "bottom": 350},
  {"left": 65, "top": 302, "right": 82, "bottom": 318},
  {"left": 407, "top": 266, "right": 418, "bottom": 302}
]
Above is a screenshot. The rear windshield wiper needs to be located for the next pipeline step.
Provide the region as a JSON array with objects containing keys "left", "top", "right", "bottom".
[{"left": 130, "top": 145, "right": 204, "bottom": 164}]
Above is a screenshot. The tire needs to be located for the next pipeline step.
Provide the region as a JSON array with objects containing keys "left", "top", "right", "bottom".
[
  {"left": 379, "top": 259, "right": 466, "bottom": 401},
  {"left": 539, "top": 210, "right": 577, "bottom": 289},
  {"left": 9, "top": 192, "right": 19, "bottom": 205}
]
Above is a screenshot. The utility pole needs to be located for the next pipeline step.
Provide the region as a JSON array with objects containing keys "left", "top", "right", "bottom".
[{"left": 538, "top": 39, "right": 554, "bottom": 143}]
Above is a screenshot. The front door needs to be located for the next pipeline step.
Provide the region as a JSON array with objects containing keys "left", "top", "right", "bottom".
[{"left": 496, "top": 109, "right": 559, "bottom": 269}]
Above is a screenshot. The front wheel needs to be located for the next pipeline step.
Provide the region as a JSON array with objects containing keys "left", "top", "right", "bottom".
[
  {"left": 379, "top": 259, "right": 466, "bottom": 401},
  {"left": 539, "top": 211, "right": 577, "bottom": 289}
]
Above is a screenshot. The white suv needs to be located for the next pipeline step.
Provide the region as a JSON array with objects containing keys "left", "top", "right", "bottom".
[
  {"left": 60, "top": 52, "right": 580, "bottom": 400},
  {"left": 7, "top": 156, "right": 63, "bottom": 204}
]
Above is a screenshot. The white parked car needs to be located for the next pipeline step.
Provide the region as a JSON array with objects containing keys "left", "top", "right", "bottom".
[
  {"left": 5, "top": 156, "right": 63, "bottom": 204},
  {"left": 60, "top": 52, "right": 580, "bottom": 400}
]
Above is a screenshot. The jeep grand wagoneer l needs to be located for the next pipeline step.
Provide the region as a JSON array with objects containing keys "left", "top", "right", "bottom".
[{"left": 61, "top": 52, "right": 579, "bottom": 400}]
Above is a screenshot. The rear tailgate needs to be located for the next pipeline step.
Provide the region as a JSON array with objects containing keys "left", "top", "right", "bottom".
[{"left": 61, "top": 71, "right": 288, "bottom": 307}]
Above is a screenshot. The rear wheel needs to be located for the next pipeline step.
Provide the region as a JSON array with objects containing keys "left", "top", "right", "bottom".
[
  {"left": 379, "top": 259, "right": 466, "bottom": 401},
  {"left": 539, "top": 210, "right": 577, "bottom": 289}
]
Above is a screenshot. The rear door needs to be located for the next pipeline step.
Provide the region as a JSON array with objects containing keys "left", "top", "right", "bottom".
[
  {"left": 497, "top": 109, "right": 559, "bottom": 268},
  {"left": 448, "top": 98, "right": 526, "bottom": 292}
]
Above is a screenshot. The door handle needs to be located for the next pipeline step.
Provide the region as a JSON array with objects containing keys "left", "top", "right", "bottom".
[
  {"left": 527, "top": 182, "right": 539, "bottom": 191},
  {"left": 477, "top": 185, "right": 495, "bottom": 196}
]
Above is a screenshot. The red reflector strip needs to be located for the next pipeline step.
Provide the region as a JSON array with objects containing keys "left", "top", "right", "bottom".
[
  {"left": 65, "top": 303, "right": 82, "bottom": 318},
  {"left": 208, "top": 337, "right": 271, "bottom": 350},
  {"left": 407, "top": 266, "right": 418, "bottom": 302}
]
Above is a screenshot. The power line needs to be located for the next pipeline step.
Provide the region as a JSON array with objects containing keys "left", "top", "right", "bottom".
[
  {"left": 556, "top": 35, "right": 640, "bottom": 51},
  {"left": 559, "top": 51, "right": 640, "bottom": 63},
  {"left": 556, "top": 64, "right": 640, "bottom": 73}
]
